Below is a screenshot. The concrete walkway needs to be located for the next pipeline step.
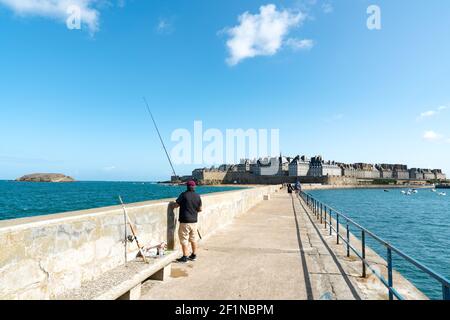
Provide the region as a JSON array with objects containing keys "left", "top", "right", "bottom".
[{"left": 141, "top": 192, "right": 373, "bottom": 300}]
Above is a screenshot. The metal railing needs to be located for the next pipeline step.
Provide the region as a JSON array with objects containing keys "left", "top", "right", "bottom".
[{"left": 299, "top": 191, "right": 450, "bottom": 300}]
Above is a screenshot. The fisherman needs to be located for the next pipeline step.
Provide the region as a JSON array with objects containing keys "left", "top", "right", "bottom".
[{"left": 173, "top": 180, "right": 202, "bottom": 263}]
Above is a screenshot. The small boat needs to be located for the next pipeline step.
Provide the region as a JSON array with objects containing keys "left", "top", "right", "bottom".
[
  {"left": 432, "top": 189, "right": 437, "bottom": 193},
  {"left": 412, "top": 189, "right": 418, "bottom": 194},
  {"left": 384, "top": 189, "right": 389, "bottom": 192},
  {"left": 438, "top": 192, "right": 447, "bottom": 196},
  {"left": 401, "top": 190, "right": 406, "bottom": 194}
]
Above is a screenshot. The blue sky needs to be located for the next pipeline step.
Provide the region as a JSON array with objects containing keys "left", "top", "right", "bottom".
[{"left": 1, "top": 0, "right": 449, "bottom": 181}]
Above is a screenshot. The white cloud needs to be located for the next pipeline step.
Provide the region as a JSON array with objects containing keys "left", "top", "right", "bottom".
[
  {"left": 418, "top": 105, "right": 448, "bottom": 120},
  {"left": 286, "top": 38, "right": 314, "bottom": 51},
  {"left": 322, "top": 3, "right": 333, "bottom": 14},
  {"left": 423, "top": 131, "right": 443, "bottom": 142},
  {"left": 0, "top": 0, "right": 100, "bottom": 33},
  {"left": 156, "top": 18, "right": 174, "bottom": 35},
  {"left": 224, "top": 4, "right": 307, "bottom": 66},
  {"left": 419, "top": 110, "right": 437, "bottom": 118}
]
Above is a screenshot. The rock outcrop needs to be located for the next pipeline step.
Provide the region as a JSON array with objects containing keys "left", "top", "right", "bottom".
[{"left": 16, "top": 173, "right": 75, "bottom": 183}]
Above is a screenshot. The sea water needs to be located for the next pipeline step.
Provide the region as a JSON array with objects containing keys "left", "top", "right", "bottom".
[
  {"left": 308, "top": 188, "right": 450, "bottom": 300},
  {"left": 0, "top": 180, "right": 243, "bottom": 221}
]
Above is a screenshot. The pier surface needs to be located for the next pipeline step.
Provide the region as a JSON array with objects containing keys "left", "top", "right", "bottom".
[{"left": 141, "top": 192, "right": 424, "bottom": 300}]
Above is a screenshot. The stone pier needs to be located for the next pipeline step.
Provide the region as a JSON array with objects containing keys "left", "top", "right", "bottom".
[
  {"left": 0, "top": 185, "right": 278, "bottom": 299},
  {"left": 141, "top": 192, "right": 426, "bottom": 300},
  {"left": 0, "top": 186, "right": 426, "bottom": 300}
]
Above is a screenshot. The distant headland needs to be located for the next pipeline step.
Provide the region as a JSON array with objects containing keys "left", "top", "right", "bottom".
[{"left": 16, "top": 173, "right": 75, "bottom": 183}]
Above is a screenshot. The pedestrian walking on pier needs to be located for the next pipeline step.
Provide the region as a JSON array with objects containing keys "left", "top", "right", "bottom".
[
  {"left": 287, "top": 184, "right": 293, "bottom": 194},
  {"left": 294, "top": 180, "right": 302, "bottom": 194},
  {"left": 173, "top": 180, "right": 202, "bottom": 263}
]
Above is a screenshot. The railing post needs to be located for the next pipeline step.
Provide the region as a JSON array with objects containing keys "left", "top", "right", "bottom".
[
  {"left": 320, "top": 203, "right": 323, "bottom": 224},
  {"left": 346, "top": 224, "right": 350, "bottom": 257},
  {"left": 336, "top": 214, "right": 340, "bottom": 244},
  {"left": 314, "top": 199, "right": 316, "bottom": 216},
  {"left": 316, "top": 201, "right": 319, "bottom": 219},
  {"left": 443, "top": 285, "right": 450, "bottom": 300},
  {"left": 324, "top": 205, "right": 327, "bottom": 229},
  {"left": 387, "top": 248, "right": 394, "bottom": 300},
  {"left": 329, "top": 209, "right": 332, "bottom": 236},
  {"left": 362, "top": 230, "right": 366, "bottom": 278}
]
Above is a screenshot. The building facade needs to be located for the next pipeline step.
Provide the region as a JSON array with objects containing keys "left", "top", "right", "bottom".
[
  {"left": 392, "top": 165, "right": 410, "bottom": 180},
  {"left": 288, "top": 156, "right": 310, "bottom": 177},
  {"left": 376, "top": 164, "right": 394, "bottom": 179},
  {"left": 409, "top": 168, "right": 424, "bottom": 180},
  {"left": 422, "top": 169, "right": 435, "bottom": 180},
  {"left": 309, "top": 156, "right": 342, "bottom": 177},
  {"left": 433, "top": 169, "right": 447, "bottom": 180},
  {"left": 191, "top": 155, "right": 446, "bottom": 185}
]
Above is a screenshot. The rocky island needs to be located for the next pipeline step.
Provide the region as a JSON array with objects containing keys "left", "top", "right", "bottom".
[{"left": 16, "top": 173, "right": 75, "bottom": 183}]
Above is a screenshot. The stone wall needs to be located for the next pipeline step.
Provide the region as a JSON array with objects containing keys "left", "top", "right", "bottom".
[
  {"left": 0, "top": 185, "right": 279, "bottom": 300},
  {"left": 222, "top": 172, "right": 296, "bottom": 185},
  {"left": 194, "top": 170, "right": 228, "bottom": 185},
  {"left": 196, "top": 171, "right": 432, "bottom": 187},
  {"left": 220, "top": 174, "right": 358, "bottom": 186},
  {"left": 301, "top": 184, "right": 433, "bottom": 191}
]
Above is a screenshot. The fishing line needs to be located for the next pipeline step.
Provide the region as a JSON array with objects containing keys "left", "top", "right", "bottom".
[{"left": 143, "top": 97, "right": 178, "bottom": 179}]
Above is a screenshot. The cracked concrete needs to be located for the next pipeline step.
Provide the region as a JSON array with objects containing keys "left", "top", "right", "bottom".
[{"left": 38, "top": 260, "right": 50, "bottom": 279}]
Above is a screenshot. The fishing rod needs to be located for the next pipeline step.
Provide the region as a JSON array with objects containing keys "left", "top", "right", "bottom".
[
  {"left": 143, "top": 97, "right": 202, "bottom": 240},
  {"left": 143, "top": 97, "right": 178, "bottom": 179},
  {"left": 119, "top": 195, "right": 149, "bottom": 264}
]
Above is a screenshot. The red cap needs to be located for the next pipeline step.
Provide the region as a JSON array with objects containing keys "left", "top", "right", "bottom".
[{"left": 187, "top": 180, "right": 196, "bottom": 187}]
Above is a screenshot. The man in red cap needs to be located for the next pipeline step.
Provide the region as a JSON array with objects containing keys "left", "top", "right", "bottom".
[{"left": 173, "top": 180, "right": 202, "bottom": 263}]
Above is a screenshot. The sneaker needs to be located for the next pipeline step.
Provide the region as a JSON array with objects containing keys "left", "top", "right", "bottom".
[
  {"left": 176, "top": 256, "right": 188, "bottom": 263},
  {"left": 188, "top": 254, "right": 197, "bottom": 261}
]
